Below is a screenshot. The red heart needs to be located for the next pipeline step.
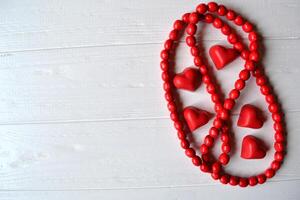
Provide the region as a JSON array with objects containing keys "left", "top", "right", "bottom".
[
  {"left": 209, "top": 45, "right": 238, "bottom": 70},
  {"left": 237, "top": 104, "right": 264, "bottom": 129},
  {"left": 173, "top": 67, "right": 201, "bottom": 91},
  {"left": 183, "top": 106, "right": 211, "bottom": 131},
  {"left": 241, "top": 135, "right": 266, "bottom": 159}
]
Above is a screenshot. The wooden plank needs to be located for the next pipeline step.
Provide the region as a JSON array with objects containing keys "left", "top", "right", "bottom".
[
  {"left": 0, "top": 180, "right": 299, "bottom": 200},
  {"left": 0, "top": 0, "right": 299, "bottom": 52},
  {"left": 0, "top": 111, "right": 298, "bottom": 190},
  {"left": 0, "top": 39, "right": 298, "bottom": 123}
]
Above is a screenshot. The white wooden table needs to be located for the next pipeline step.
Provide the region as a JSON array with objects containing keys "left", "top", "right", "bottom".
[{"left": 0, "top": 0, "right": 299, "bottom": 199}]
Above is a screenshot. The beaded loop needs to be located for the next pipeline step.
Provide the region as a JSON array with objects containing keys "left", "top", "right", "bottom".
[{"left": 160, "top": 2, "right": 286, "bottom": 187}]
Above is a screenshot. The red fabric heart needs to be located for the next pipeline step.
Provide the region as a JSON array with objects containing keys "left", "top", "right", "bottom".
[
  {"left": 209, "top": 45, "right": 238, "bottom": 70},
  {"left": 237, "top": 104, "right": 264, "bottom": 129},
  {"left": 183, "top": 106, "right": 211, "bottom": 131},
  {"left": 173, "top": 67, "right": 201, "bottom": 91},
  {"left": 241, "top": 135, "right": 266, "bottom": 159}
]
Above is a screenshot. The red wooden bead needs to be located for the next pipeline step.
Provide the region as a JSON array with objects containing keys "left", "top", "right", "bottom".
[
  {"left": 242, "top": 22, "right": 253, "bottom": 32},
  {"left": 229, "top": 89, "right": 240, "bottom": 99},
  {"left": 202, "top": 154, "right": 211, "bottom": 162},
  {"left": 235, "top": 79, "right": 245, "bottom": 90},
  {"left": 274, "top": 142, "right": 284, "bottom": 152},
  {"left": 191, "top": 46, "right": 199, "bottom": 56},
  {"left": 257, "top": 174, "right": 266, "bottom": 184},
  {"left": 234, "top": 16, "right": 244, "bottom": 26},
  {"left": 174, "top": 121, "right": 183, "bottom": 130},
  {"left": 164, "top": 39, "right": 173, "bottom": 50},
  {"left": 229, "top": 176, "right": 239, "bottom": 186},
  {"left": 194, "top": 56, "right": 203, "bottom": 66},
  {"left": 261, "top": 85, "right": 271, "bottom": 95},
  {"left": 239, "top": 178, "right": 249, "bottom": 187},
  {"left": 272, "top": 113, "right": 282, "bottom": 122},
  {"left": 204, "top": 135, "right": 215, "bottom": 147},
  {"left": 182, "top": 13, "right": 190, "bottom": 23},
  {"left": 269, "top": 103, "right": 279, "bottom": 113},
  {"left": 207, "top": 83, "right": 216, "bottom": 94},
  {"left": 163, "top": 82, "right": 171, "bottom": 91},
  {"left": 167, "top": 102, "right": 176, "bottom": 112},
  {"left": 185, "top": 148, "right": 196, "bottom": 157},
  {"left": 224, "top": 98, "right": 235, "bottom": 110},
  {"left": 256, "top": 76, "right": 267, "bottom": 86},
  {"left": 249, "top": 51, "right": 260, "bottom": 61},
  {"left": 226, "top": 10, "right": 236, "bottom": 20},
  {"left": 160, "top": 60, "right": 169, "bottom": 71},
  {"left": 220, "top": 175, "right": 229, "bottom": 184},
  {"left": 208, "top": 2, "right": 218, "bottom": 12},
  {"left": 265, "top": 168, "right": 275, "bottom": 178},
  {"left": 266, "top": 94, "right": 276, "bottom": 104},
  {"left": 205, "top": 14, "right": 214, "bottom": 23},
  {"left": 211, "top": 172, "right": 220, "bottom": 180},
  {"left": 213, "top": 18, "right": 223, "bottom": 28},
  {"left": 219, "top": 109, "right": 229, "bottom": 120},
  {"left": 200, "top": 163, "right": 210, "bottom": 173},
  {"left": 248, "top": 176, "right": 258, "bottom": 186},
  {"left": 173, "top": 20, "right": 184, "bottom": 30},
  {"left": 185, "top": 148, "right": 196, "bottom": 158},
  {"left": 186, "top": 23, "right": 197, "bottom": 35},
  {"left": 274, "top": 123, "right": 284, "bottom": 132},
  {"left": 234, "top": 42, "right": 244, "bottom": 52},
  {"left": 250, "top": 41, "right": 259, "bottom": 51},
  {"left": 196, "top": 3, "right": 207, "bottom": 14},
  {"left": 192, "top": 156, "right": 202, "bottom": 166},
  {"left": 202, "top": 75, "right": 211, "bottom": 84},
  {"left": 213, "top": 119, "right": 223, "bottom": 128},
  {"left": 271, "top": 160, "right": 281, "bottom": 170},
  {"left": 241, "top": 50, "right": 250, "bottom": 60},
  {"left": 217, "top": 5, "right": 227, "bottom": 16},
  {"left": 214, "top": 103, "right": 223, "bottom": 112},
  {"left": 169, "top": 29, "right": 179, "bottom": 40},
  {"left": 199, "top": 65, "right": 208, "bottom": 74},
  {"left": 222, "top": 143, "right": 231, "bottom": 153},
  {"left": 228, "top": 33, "right": 238, "bottom": 44},
  {"left": 189, "top": 12, "right": 199, "bottom": 24},
  {"left": 219, "top": 153, "right": 229, "bottom": 165},
  {"left": 160, "top": 49, "right": 169, "bottom": 60},
  {"left": 221, "top": 24, "right": 231, "bottom": 35},
  {"left": 275, "top": 132, "right": 285, "bottom": 142},
  {"left": 186, "top": 36, "right": 196, "bottom": 47},
  {"left": 177, "top": 131, "right": 186, "bottom": 140},
  {"left": 212, "top": 162, "right": 221, "bottom": 173},
  {"left": 209, "top": 127, "right": 219, "bottom": 138},
  {"left": 200, "top": 144, "right": 209, "bottom": 154},
  {"left": 274, "top": 152, "right": 284, "bottom": 162},
  {"left": 249, "top": 31, "right": 258, "bottom": 41},
  {"left": 221, "top": 132, "right": 230, "bottom": 143},
  {"left": 239, "top": 69, "right": 250, "bottom": 80},
  {"left": 244, "top": 60, "right": 256, "bottom": 71},
  {"left": 180, "top": 139, "right": 190, "bottom": 149}
]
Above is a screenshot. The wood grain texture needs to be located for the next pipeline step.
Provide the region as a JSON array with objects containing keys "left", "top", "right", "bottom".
[{"left": 0, "top": 0, "right": 299, "bottom": 199}]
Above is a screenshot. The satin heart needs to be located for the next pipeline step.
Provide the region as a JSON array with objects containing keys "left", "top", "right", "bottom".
[
  {"left": 209, "top": 45, "right": 238, "bottom": 70},
  {"left": 173, "top": 67, "right": 201, "bottom": 91},
  {"left": 183, "top": 106, "right": 211, "bottom": 131},
  {"left": 237, "top": 104, "right": 264, "bottom": 129},
  {"left": 241, "top": 135, "right": 266, "bottom": 159}
]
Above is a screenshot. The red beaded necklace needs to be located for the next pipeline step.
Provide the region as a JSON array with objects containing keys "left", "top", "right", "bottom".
[{"left": 160, "top": 2, "right": 285, "bottom": 187}]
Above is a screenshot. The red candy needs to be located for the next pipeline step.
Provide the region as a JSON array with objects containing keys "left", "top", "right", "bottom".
[
  {"left": 173, "top": 67, "right": 202, "bottom": 91},
  {"left": 237, "top": 104, "right": 264, "bottom": 129},
  {"left": 209, "top": 45, "right": 238, "bottom": 70},
  {"left": 183, "top": 107, "right": 211, "bottom": 131},
  {"left": 241, "top": 135, "right": 266, "bottom": 159}
]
